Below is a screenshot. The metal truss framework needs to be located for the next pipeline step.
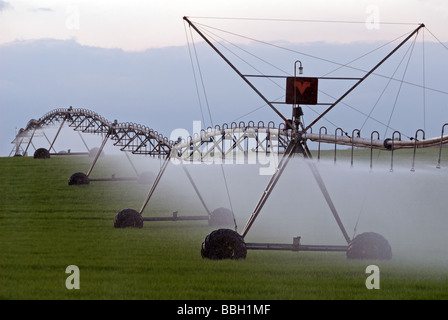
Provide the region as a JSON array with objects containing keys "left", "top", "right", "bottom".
[
  {"left": 11, "top": 107, "right": 173, "bottom": 157},
  {"left": 12, "top": 107, "right": 448, "bottom": 161},
  {"left": 8, "top": 18, "right": 448, "bottom": 259},
  {"left": 9, "top": 105, "right": 448, "bottom": 256},
  {"left": 172, "top": 123, "right": 448, "bottom": 161},
  {"left": 11, "top": 106, "right": 448, "bottom": 211}
]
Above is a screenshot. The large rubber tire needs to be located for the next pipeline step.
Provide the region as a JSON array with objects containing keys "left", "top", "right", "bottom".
[
  {"left": 114, "top": 209, "right": 143, "bottom": 228},
  {"left": 34, "top": 148, "right": 50, "bottom": 159},
  {"left": 201, "top": 228, "right": 247, "bottom": 260},
  {"left": 347, "top": 232, "right": 392, "bottom": 260},
  {"left": 68, "top": 172, "right": 90, "bottom": 185},
  {"left": 208, "top": 207, "right": 235, "bottom": 227}
]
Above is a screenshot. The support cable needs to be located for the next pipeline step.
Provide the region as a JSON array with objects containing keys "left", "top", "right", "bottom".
[
  {"left": 384, "top": 33, "right": 418, "bottom": 138},
  {"left": 425, "top": 27, "right": 448, "bottom": 51},
  {"left": 186, "top": 20, "right": 239, "bottom": 231},
  {"left": 321, "top": 32, "right": 414, "bottom": 77},
  {"left": 197, "top": 24, "right": 289, "bottom": 77},
  {"left": 360, "top": 33, "right": 418, "bottom": 135},
  {"left": 193, "top": 20, "right": 439, "bottom": 137},
  {"left": 193, "top": 21, "right": 448, "bottom": 96},
  {"left": 189, "top": 27, "right": 214, "bottom": 127},
  {"left": 422, "top": 29, "right": 426, "bottom": 133},
  {"left": 184, "top": 22, "right": 206, "bottom": 126},
  {"left": 188, "top": 16, "right": 420, "bottom": 26}
]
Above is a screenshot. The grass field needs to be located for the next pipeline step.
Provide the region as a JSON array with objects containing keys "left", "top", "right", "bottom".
[{"left": 1, "top": 151, "right": 448, "bottom": 300}]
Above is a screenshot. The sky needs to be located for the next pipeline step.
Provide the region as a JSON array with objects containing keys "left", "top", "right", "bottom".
[
  {"left": 1, "top": 0, "right": 448, "bottom": 156},
  {"left": 1, "top": 0, "right": 448, "bottom": 51}
]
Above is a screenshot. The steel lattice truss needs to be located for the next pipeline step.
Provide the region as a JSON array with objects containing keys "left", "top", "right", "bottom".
[
  {"left": 9, "top": 108, "right": 448, "bottom": 259},
  {"left": 11, "top": 107, "right": 172, "bottom": 157},
  {"left": 11, "top": 107, "right": 448, "bottom": 161},
  {"left": 172, "top": 123, "right": 448, "bottom": 163}
]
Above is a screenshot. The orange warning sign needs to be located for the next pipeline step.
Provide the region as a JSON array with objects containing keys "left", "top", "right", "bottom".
[{"left": 285, "top": 77, "right": 318, "bottom": 105}]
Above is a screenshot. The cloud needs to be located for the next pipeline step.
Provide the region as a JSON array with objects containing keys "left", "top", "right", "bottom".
[
  {"left": 32, "top": 7, "right": 54, "bottom": 13},
  {"left": 1, "top": 36, "right": 447, "bottom": 156},
  {"left": 0, "top": 0, "right": 11, "bottom": 12}
]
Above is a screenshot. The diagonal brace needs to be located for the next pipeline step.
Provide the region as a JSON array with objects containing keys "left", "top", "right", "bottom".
[
  {"left": 241, "top": 138, "right": 351, "bottom": 244},
  {"left": 139, "top": 155, "right": 171, "bottom": 215},
  {"left": 241, "top": 139, "right": 300, "bottom": 238}
]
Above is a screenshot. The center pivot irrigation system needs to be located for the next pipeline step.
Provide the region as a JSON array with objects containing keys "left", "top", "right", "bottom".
[{"left": 11, "top": 18, "right": 448, "bottom": 260}]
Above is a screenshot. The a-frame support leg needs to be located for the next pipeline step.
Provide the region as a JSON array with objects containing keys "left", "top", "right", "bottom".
[
  {"left": 77, "top": 131, "right": 91, "bottom": 152},
  {"left": 241, "top": 139, "right": 301, "bottom": 238},
  {"left": 23, "top": 128, "right": 37, "bottom": 156},
  {"left": 124, "top": 151, "right": 140, "bottom": 178},
  {"left": 49, "top": 118, "right": 66, "bottom": 153},
  {"left": 182, "top": 165, "right": 211, "bottom": 216},
  {"left": 306, "top": 161, "right": 351, "bottom": 244},
  {"left": 86, "top": 131, "right": 110, "bottom": 177},
  {"left": 139, "top": 155, "right": 171, "bottom": 215},
  {"left": 241, "top": 138, "right": 351, "bottom": 244}
]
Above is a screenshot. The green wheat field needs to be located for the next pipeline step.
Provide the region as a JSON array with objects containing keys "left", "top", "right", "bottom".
[{"left": 1, "top": 150, "right": 447, "bottom": 300}]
